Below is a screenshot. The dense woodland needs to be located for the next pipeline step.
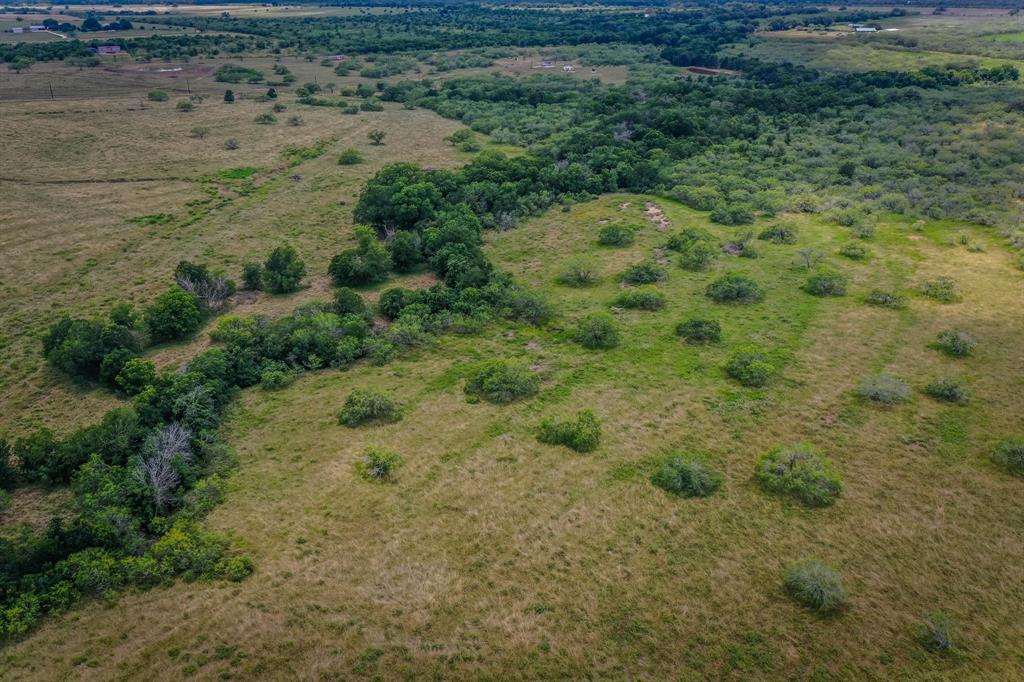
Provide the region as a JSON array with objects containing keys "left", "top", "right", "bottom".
[{"left": 2, "top": 0, "right": 1023, "bottom": 654}]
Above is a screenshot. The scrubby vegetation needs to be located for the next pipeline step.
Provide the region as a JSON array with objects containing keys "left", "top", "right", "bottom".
[
  {"left": 706, "top": 274, "right": 763, "bottom": 304},
  {"left": 920, "top": 277, "right": 962, "bottom": 303},
  {"left": 725, "top": 349, "right": 774, "bottom": 388},
  {"left": 573, "top": 313, "right": 620, "bottom": 350},
  {"left": 924, "top": 377, "right": 969, "bottom": 404},
  {"left": 675, "top": 318, "right": 721, "bottom": 344},
  {"left": 784, "top": 561, "right": 847, "bottom": 614},
  {"left": 537, "top": 410, "right": 601, "bottom": 453},
  {"left": 597, "top": 223, "right": 636, "bottom": 247},
  {"left": 803, "top": 270, "right": 848, "bottom": 297},
  {"left": 651, "top": 454, "right": 722, "bottom": 498},
  {"left": 356, "top": 447, "right": 402, "bottom": 482},
  {"left": 991, "top": 438, "right": 1024, "bottom": 476},
  {"left": 613, "top": 286, "right": 665, "bottom": 311},
  {"left": 934, "top": 330, "right": 976, "bottom": 358},
  {"left": 338, "top": 389, "right": 402, "bottom": 427},
  {"left": 756, "top": 444, "right": 842, "bottom": 507},
  {"left": 858, "top": 373, "right": 911, "bottom": 404},
  {"left": 464, "top": 361, "right": 539, "bottom": 405}
]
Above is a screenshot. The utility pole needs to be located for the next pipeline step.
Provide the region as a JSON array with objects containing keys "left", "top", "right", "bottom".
[
  {"left": 186, "top": 79, "right": 191, "bottom": 95},
  {"left": 48, "top": 82, "right": 54, "bottom": 99}
]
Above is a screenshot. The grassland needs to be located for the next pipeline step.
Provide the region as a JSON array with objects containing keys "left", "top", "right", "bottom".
[
  {"left": 2, "top": 22, "right": 1024, "bottom": 681},
  {"left": 2, "top": 185, "right": 1023, "bottom": 678}
]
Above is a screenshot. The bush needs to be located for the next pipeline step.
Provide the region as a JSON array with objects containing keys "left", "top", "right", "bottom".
[
  {"left": 676, "top": 318, "right": 721, "bottom": 344},
  {"left": 216, "top": 555, "right": 254, "bottom": 582},
  {"left": 706, "top": 273, "right": 763, "bottom": 304},
  {"left": 259, "top": 367, "right": 294, "bottom": 390},
  {"left": 784, "top": 560, "right": 847, "bottom": 613},
  {"left": 386, "top": 231, "right": 423, "bottom": 272},
  {"left": 176, "top": 100, "right": 194, "bottom": 112},
  {"left": 241, "top": 262, "right": 263, "bottom": 291},
  {"left": 677, "top": 241, "right": 717, "bottom": 271},
  {"left": 261, "top": 245, "right": 306, "bottom": 294},
  {"left": 506, "top": 291, "right": 554, "bottom": 326},
  {"left": 620, "top": 262, "right": 666, "bottom": 285},
  {"left": 613, "top": 286, "right": 666, "bottom": 311},
  {"left": 858, "top": 373, "right": 911, "bottom": 404},
  {"left": 803, "top": 270, "right": 848, "bottom": 297},
  {"left": 147, "top": 90, "right": 169, "bottom": 102},
  {"left": 758, "top": 223, "right": 798, "bottom": 244},
  {"left": 725, "top": 350, "right": 774, "bottom": 387},
  {"left": 328, "top": 226, "right": 391, "bottom": 286},
  {"left": 839, "top": 242, "right": 868, "bottom": 260},
  {"left": 710, "top": 203, "right": 754, "bottom": 226},
  {"left": 338, "top": 389, "right": 401, "bottom": 426},
  {"left": 254, "top": 112, "right": 277, "bottom": 125},
  {"left": 338, "top": 148, "right": 364, "bottom": 165},
  {"left": 920, "top": 277, "right": 961, "bottom": 303},
  {"left": 923, "top": 377, "right": 968, "bottom": 404},
  {"left": 333, "top": 287, "right": 368, "bottom": 317},
  {"left": 464, "top": 361, "right": 539, "bottom": 404},
  {"left": 573, "top": 313, "right": 620, "bottom": 350},
  {"left": 145, "top": 288, "right": 202, "bottom": 342},
  {"left": 919, "top": 612, "right": 955, "bottom": 653},
  {"left": 115, "top": 358, "right": 157, "bottom": 396},
  {"left": 537, "top": 410, "right": 601, "bottom": 453},
  {"left": 990, "top": 438, "right": 1024, "bottom": 476},
  {"left": 864, "top": 289, "right": 905, "bottom": 308},
  {"left": 651, "top": 454, "right": 722, "bottom": 498},
  {"left": 665, "top": 227, "right": 714, "bottom": 252},
  {"left": 356, "top": 447, "right": 402, "bottom": 481},
  {"left": 597, "top": 224, "right": 635, "bottom": 246},
  {"left": 377, "top": 287, "right": 421, "bottom": 320},
  {"left": 934, "top": 330, "right": 976, "bottom": 357},
  {"left": 756, "top": 444, "right": 842, "bottom": 506},
  {"left": 556, "top": 258, "right": 599, "bottom": 287}
]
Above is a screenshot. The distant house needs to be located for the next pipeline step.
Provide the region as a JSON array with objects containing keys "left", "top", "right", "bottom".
[
  {"left": 29, "top": 25, "right": 46, "bottom": 32},
  {"left": 854, "top": 27, "right": 878, "bottom": 33},
  {"left": 11, "top": 27, "right": 24, "bottom": 34},
  {"left": 540, "top": 59, "right": 554, "bottom": 68},
  {"left": 95, "top": 45, "right": 123, "bottom": 54},
  {"left": 562, "top": 64, "right": 575, "bottom": 72},
  {"left": 327, "top": 54, "right": 348, "bottom": 62}
]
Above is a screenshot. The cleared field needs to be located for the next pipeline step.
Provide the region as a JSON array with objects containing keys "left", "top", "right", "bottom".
[{"left": 1, "top": 194, "right": 1022, "bottom": 679}]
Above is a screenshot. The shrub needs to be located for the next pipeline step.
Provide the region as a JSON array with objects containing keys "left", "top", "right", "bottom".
[
  {"left": 507, "top": 291, "right": 554, "bottom": 327},
  {"left": 665, "top": 227, "right": 714, "bottom": 252},
  {"left": 990, "top": 438, "right": 1024, "bottom": 476},
  {"left": 556, "top": 258, "right": 599, "bottom": 287},
  {"left": 839, "top": 242, "right": 868, "bottom": 260},
  {"left": 176, "top": 100, "right": 194, "bottom": 112},
  {"left": 224, "top": 138, "right": 240, "bottom": 151},
  {"left": 537, "top": 410, "right": 601, "bottom": 453},
  {"left": 620, "top": 262, "right": 666, "bottom": 285},
  {"left": 386, "top": 231, "right": 423, "bottom": 272},
  {"left": 573, "top": 313, "right": 620, "bottom": 350},
  {"left": 710, "top": 203, "right": 754, "bottom": 226},
  {"left": 758, "top": 223, "right": 798, "bottom": 244},
  {"left": 115, "top": 358, "right": 157, "bottom": 396},
  {"left": 725, "top": 350, "right": 774, "bottom": 387},
  {"left": 254, "top": 112, "right": 277, "bottom": 125},
  {"left": 377, "top": 287, "right": 421, "bottom": 320},
  {"left": 677, "top": 241, "right": 717, "bottom": 271},
  {"left": 676, "top": 318, "right": 721, "bottom": 344},
  {"left": 147, "top": 90, "right": 169, "bottom": 102},
  {"left": 919, "top": 613, "right": 955, "bottom": 653},
  {"left": 651, "top": 454, "right": 722, "bottom": 498},
  {"left": 784, "top": 560, "right": 846, "bottom": 613},
  {"left": 923, "top": 377, "right": 968, "bottom": 404},
  {"left": 338, "top": 389, "right": 401, "bottom": 426},
  {"left": 333, "top": 287, "right": 368, "bottom": 317},
  {"left": 259, "top": 367, "right": 294, "bottom": 390},
  {"left": 597, "top": 224, "right": 635, "bottom": 246},
  {"left": 356, "top": 447, "right": 402, "bottom": 481},
  {"left": 328, "top": 226, "right": 391, "bottom": 286},
  {"left": 756, "top": 444, "right": 842, "bottom": 506},
  {"left": 934, "top": 330, "right": 976, "bottom": 358},
  {"left": 706, "top": 273, "right": 763, "bottom": 304},
  {"left": 145, "top": 288, "right": 203, "bottom": 342},
  {"left": 338, "top": 148, "right": 364, "bottom": 165},
  {"left": 613, "top": 286, "right": 666, "bottom": 311},
  {"left": 920, "top": 277, "right": 961, "bottom": 303},
  {"left": 803, "top": 270, "right": 848, "bottom": 297},
  {"left": 241, "top": 262, "right": 263, "bottom": 291},
  {"left": 464, "top": 361, "right": 539, "bottom": 404},
  {"left": 217, "top": 556, "right": 254, "bottom": 582},
  {"left": 858, "top": 373, "right": 911, "bottom": 404},
  {"left": 864, "top": 289, "right": 905, "bottom": 308},
  {"left": 262, "top": 245, "right": 306, "bottom": 294}
]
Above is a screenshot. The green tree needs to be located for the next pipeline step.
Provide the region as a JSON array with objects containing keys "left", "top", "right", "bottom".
[
  {"left": 145, "top": 288, "right": 203, "bottom": 342},
  {"left": 262, "top": 245, "right": 306, "bottom": 294}
]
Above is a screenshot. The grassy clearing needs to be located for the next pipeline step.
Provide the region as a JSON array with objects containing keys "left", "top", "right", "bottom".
[{"left": 2, "top": 192, "right": 1021, "bottom": 679}]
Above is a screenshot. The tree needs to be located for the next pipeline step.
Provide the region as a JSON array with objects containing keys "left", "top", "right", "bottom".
[
  {"left": 368, "top": 129, "right": 387, "bottom": 145},
  {"left": 223, "top": 89, "right": 235, "bottom": 103},
  {"left": 262, "top": 245, "right": 306, "bottom": 294},
  {"left": 328, "top": 227, "right": 392, "bottom": 286},
  {"left": 81, "top": 15, "right": 102, "bottom": 31},
  {"left": 145, "top": 288, "right": 203, "bottom": 342}
]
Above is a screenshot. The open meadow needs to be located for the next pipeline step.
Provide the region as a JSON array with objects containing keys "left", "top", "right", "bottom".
[{"left": 1, "top": 3, "right": 1023, "bottom": 680}]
